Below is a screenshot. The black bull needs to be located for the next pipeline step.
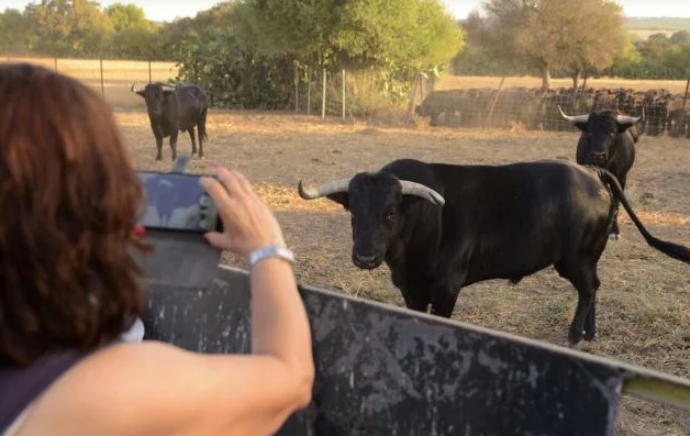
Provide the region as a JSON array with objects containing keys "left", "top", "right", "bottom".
[
  {"left": 559, "top": 106, "right": 645, "bottom": 240},
  {"left": 298, "top": 158, "right": 690, "bottom": 345},
  {"left": 131, "top": 82, "right": 208, "bottom": 162}
]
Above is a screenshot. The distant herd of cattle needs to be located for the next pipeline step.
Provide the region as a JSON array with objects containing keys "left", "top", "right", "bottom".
[
  {"left": 129, "top": 81, "right": 690, "bottom": 345},
  {"left": 418, "top": 86, "right": 690, "bottom": 138}
]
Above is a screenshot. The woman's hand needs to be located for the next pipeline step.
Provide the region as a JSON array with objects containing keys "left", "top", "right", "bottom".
[{"left": 200, "top": 164, "right": 286, "bottom": 258}]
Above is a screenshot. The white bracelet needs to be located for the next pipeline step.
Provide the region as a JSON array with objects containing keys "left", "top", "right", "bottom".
[{"left": 247, "top": 246, "right": 295, "bottom": 269}]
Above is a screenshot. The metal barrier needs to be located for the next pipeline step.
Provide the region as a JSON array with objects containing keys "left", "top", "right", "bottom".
[{"left": 141, "top": 263, "right": 690, "bottom": 436}]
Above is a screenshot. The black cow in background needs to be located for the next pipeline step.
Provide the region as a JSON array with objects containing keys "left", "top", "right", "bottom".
[
  {"left": 559, "top": 106, "right": 645, "bottom": 240},
  {"left": 131, "top": 82, "right": 208, "bottom": 162},
  {"left": 298, "top": 158, "right": 690, "bottom": 345}
]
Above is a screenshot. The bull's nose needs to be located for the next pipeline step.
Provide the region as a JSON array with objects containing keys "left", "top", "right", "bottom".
[
  {"left": 353, "top": 253, "right": 380, "bottom": 269},
  {"left": 354, "top": 254, "right": 376, "bottom": 263}
]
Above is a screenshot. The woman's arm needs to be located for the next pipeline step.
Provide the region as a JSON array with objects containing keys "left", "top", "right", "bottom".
[{"left": 19, "top": 166, "right": 314, "bottom": 436}]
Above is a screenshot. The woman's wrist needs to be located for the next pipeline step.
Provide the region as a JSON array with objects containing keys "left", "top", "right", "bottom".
[{"left": 247, "top": 246, "right": 295, "bottom": 270}]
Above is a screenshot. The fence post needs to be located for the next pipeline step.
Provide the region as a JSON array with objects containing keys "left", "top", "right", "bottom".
[
  {"left": 322, "top": 68, "right": 327, "bottom": 119},
  {"left": 405, "top": 71, "right": 422, "bottom": 125},
  {"left": 307, "top": 68, "right": 312, "bottom": 115},
  {"left": 99, "top": 56, "right": 105, "bottom": 98},
  {"left": 295, "top": 65, "right": 300, "bottom": 113},
  {"left": 148, "top": 58, "right": 152, "bottom": 83},
  {"left": 342, "top": 69, "right": 346, "bottom": 120},
  {"left": 680, "top": 79, "right": 689, "bottom": 137},
  {"left": 484, "top": 76, "right": 506, "bottom": 128},
  {"left": 54, "top": 55, "right": 58, "bottom": 73}
]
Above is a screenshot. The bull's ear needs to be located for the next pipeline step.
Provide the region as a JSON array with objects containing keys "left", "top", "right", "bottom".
[
  {"left": 617, "top": 123, "right": 635, "bottom": 133},
  {"left": 326, "top": 193, "right": 349, "bottom": 210},
  {"left": 573, "top": 122, "right": 589, "bottom": 132},
  {"left": 134, "top": 90, "right": 145, "bottom": 98}
]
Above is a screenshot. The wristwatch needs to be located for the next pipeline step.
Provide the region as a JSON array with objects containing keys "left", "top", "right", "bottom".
[{"left": 247, "top": 246, "right": 295, "bottom": 269}]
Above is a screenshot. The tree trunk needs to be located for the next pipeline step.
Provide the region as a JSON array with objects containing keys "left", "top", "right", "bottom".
[
  {"left": 571, "top": 68, "right": 582, "bottom": 90},
  {"left": 540, "top": 65, "right": 551, "bottom": 90}
]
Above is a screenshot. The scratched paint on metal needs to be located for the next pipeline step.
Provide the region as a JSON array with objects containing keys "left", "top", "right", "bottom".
[{"left": 143, "top": 266, "right": 623, "bottom": 436}]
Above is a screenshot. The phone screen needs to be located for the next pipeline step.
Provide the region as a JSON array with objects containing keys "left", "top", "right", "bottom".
[{"left": 137, "top": 171, "right": 220, "bottom": 233}]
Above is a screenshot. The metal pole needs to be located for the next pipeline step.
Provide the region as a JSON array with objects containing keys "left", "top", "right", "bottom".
[
  {"left": 680, "top": 79, "right": 689, "bottom": 137},
  {"left": 484, "top": 76, "right": 506, "bottom": 128},
  {"left": 405, "top": 71, "right": 421, "bottom": 125},
  {"left": 54, "top": 55, "right": 57, "bottom": 73},
  {"left": 148, "top": 58, "right": 152, "bottom": 83},
  {"left": 342, "top": 69, "right": 346, "bottom": 120},
  {"left": 307, "top": 68, "right": 312, "bottom": 115},
  {"left": 295, "top": 65, "right": 299, "bottom": 113},
  {"left": 99, "top": 56, "right": 105, "bottom": 98},
  {"left": 322, "top": 68, "right": 327, "bottom": 119}
]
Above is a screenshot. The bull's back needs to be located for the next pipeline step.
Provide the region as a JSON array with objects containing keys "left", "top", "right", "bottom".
[{"left": 431, "top": 160, "right": 612, "bottom": 282}]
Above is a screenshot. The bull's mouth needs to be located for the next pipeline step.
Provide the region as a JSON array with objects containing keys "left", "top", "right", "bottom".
[{"left": 352, "top": 253, "right": 383, "bottom": 270}]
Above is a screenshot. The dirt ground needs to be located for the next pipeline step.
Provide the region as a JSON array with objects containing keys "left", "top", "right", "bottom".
[{"left": 118, "top": 106, "right": 690, "bottom": 435}]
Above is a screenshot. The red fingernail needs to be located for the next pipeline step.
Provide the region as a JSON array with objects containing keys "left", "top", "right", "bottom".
[
  {"left": 202, "top": 234, "right": 210, "bottom": 244},
  {"left": 133, "top": 226, "right": 146, "bottom": 238}
]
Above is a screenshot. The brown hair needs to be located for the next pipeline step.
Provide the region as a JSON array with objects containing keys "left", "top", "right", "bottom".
[{"left": 0, "top": 63, "right": 147, "bottom": 366}]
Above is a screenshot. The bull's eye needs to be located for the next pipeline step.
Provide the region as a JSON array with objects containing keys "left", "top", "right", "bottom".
[{"left": 387, "top": 212, "right": 396, "bottom": 220}]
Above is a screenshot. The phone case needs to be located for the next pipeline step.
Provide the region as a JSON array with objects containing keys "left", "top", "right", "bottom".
[{"left": 136, "top": 170, "right": 222, "bottom": 233}]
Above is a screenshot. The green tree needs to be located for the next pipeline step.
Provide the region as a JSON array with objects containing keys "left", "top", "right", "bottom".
[
  {"left": 669, "top": 30, "right": 689, "bottom": 46},
  {"left": 25, "top": 0, "right": 113, "bottom": 57},
  {"left": 664, "top": 44, "right": 690, "bottom": 77},
  {"left": 105, "top": 3, "right": 157, "bottom": 58},
  {"left": 0, "top": 9, "right": 32, "bottom": 55},
  {"left": 467, "top": 0, "right": 627, "bottom": 89},
  {"left": 638, "top": 33, "right": 672, "bottom": 61}
]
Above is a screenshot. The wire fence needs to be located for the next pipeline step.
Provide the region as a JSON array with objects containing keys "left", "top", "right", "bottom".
[
  {"left": 4, "top": 55, "right": 689, "bottom": 139},
  {"left": 293, "top": 67, "right": 690, "bottom": 138},
  {"left": 416, "top": 80, "right": 690, "bottom": 138}
]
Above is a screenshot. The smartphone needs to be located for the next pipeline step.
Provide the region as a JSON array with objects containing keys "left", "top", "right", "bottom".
[{"left": 136, "top": 171, "right": 223, "bottom": 233}]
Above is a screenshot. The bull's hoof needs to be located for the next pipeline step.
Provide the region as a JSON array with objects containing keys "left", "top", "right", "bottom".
[
  {"left": 609, "top": 232, "right": 621, "bottom": 241},
  {"left": 568, "top": 327, "right": 584, "bottom": 346}
]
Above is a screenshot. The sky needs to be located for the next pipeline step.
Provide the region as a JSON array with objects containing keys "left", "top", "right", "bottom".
[{"left": 1, "top": 0, "right": 689, "bottom": 22}]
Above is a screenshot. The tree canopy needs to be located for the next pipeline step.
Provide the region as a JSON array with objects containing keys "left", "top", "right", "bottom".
[{"left": 464, "top": 0, "right": 628, "bottom": 89}]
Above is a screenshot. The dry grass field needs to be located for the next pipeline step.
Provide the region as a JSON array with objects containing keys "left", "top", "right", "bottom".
[
  {"left": 118, "top": 106, "right": 690, "bottom": 435},
  {"left": 437, "top": 75, "right": 690, "bottom": 94}
]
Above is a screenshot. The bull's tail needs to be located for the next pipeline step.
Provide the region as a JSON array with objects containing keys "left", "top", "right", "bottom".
[{"left": 599, "top": 169, "right": 690, "bottom": 264}]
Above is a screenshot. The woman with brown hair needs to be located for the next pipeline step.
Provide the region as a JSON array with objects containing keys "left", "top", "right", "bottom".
[{"left": 0, "top": 63, "right": 314, "bottom": 436}]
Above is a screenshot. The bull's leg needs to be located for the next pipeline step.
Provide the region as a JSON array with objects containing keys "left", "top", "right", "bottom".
[
  {"left": 198, "top": 109, "right": 208, "bottom": 159},
  {"left": 169, "top": 130, "right": 179, "bottom": 162},
  {"left": 187, "top": 127, "right": 197, "bottom": 156},
  {"left": 430, "top": 283, "right": 462, "bottom": 318},
  {"left": 583, "top": 272, "right": 601, "bottom": 341},
  {"left": 555, "top": 260, "right": 598, "bottom": 345},
  {"left": 399, "top": 286, "right": 431, "bottom": 313},
  {"left": 154, "top": 135, "right": 163, "bottom": 162}
]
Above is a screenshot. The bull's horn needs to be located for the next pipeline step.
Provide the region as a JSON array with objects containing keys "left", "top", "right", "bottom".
[
  {"left": 558, "top": 105, "right": 590, "bottom": 124},
  {"left": 399, "top": 181, "right": 445, "bottom": 206},
  {"left": 616, "top": 106, "right": 645, "bottom": 125},
  {"left": 130, "top": 81, "right": 145, "bottom": 93},
  {"left": 298, "top": 179, "right": 352, "bottom": 200}
]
